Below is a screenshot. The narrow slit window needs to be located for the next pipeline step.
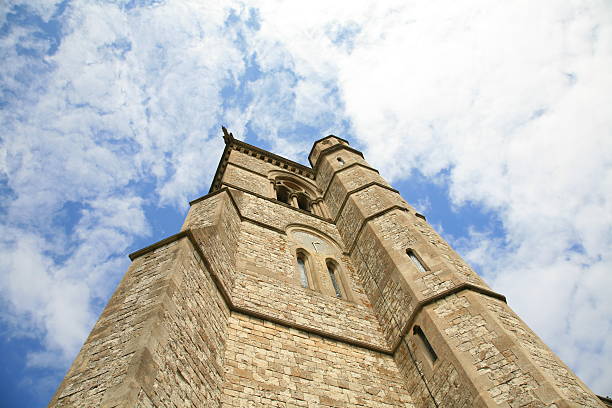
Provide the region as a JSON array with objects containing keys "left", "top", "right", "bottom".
[
  {"left": 407, "top": 249, "right": 427, "bottom": 273},
  {"left": 413, "top": 326, "right": 438, "bottom": 363},
  {"left": 337, "top": 157, "right": 345, "bottom": 166},
  {"left": 327, "top": 261, "right": 343, "bottom": 298},
  {"left": 297, "top": 255, "right": 309, "bottom": 288}
]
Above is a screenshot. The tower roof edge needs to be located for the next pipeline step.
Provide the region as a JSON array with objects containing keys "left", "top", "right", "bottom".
[{"left": 221, "top": 126, "right": 234, "bottom": 144}]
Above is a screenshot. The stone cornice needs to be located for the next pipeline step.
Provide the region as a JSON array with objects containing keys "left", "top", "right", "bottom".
[
  {"left": 307, "top": 134, "right": 351, "bottom": 165},
  {"left": 311, "top": 143, "right": 365, "bottom": 171},
  {"left": 209, "top": 129, "right": 314, "bottom": 194},
  {"left": 321, "top": 162, "right": 381, "bottom": 200},
  {"left": 128, "top": 228, "right": 506, "bottom": 357},
  {"left": 208, "top": 138, "right": 233, "bottom": 194},
  {"left": 333, "top": 181, "right": 402, "bottom": 224},
  {"left": 390, "top": 284, "right": 507, "bottom": 354}
]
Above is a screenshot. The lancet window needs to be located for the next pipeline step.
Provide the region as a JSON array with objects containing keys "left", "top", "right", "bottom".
[
  {"left": 296, "top": 193, "right": 310, "bottom": 212},
  {"left": 407, "top": 249, "right": 428, "bottom": 273},
  {"left": 326, "top": 260, "right": 343, "bottom": 298},
  {"left": 290, "top": 228, "right": 352, "bottom": 301},
  {"left": 296, "top": 252, "right": 310, "bottom": 288},
  {"left": 413, "top": 325, "right": 438, "bottom": 364}
]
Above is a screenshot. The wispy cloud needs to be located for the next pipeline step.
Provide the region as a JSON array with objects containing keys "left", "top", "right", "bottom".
[
  {"left": 1, "top": 0, "right": 611, "bottom": 404},
  {"left": 0, "top": 0, "right": 250, "bottom": 384},
  {"left": 246, "top": 0, "right": 612, "bottom": 393}
]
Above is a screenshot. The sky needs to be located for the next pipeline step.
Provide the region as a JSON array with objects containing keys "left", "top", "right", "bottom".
[{"left": 0, "top": 0, "right": 611, "bottom": 406}]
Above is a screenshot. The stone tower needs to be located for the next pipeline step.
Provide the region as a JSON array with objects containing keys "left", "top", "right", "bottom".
[{"left": 49, "top": 130, "right": 607, "bottom": 408}]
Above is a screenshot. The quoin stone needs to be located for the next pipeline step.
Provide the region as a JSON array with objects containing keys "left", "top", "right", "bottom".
[{"left": 49, "top": 130, "right": 611, "bottom": 407}]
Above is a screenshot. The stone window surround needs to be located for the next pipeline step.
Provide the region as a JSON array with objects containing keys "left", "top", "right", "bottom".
[
  {"left": 134, "top": 188, "right": 508, "bottom": 357},
  {"left": 268, "top": 171, "right": 331, "bottom": 218},
  {"left": 407, "top": 248, "right": 429, "bottom": 273},
  {"left": 292, "top": 247, "right": 353, "bottom": 302},
  {"left": 295, "top": 249, "right": 315, "bottom": 290},
  {"left": 413, "top": 325, "right": 438, "bottom": 367},
  {"left": 326, "top": 258, "right": 346, "bottom": 299}
]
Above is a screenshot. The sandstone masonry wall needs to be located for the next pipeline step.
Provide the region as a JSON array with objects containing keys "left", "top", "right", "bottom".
[
  {"left": 185, "top": 191, "right": 242, "bottom": 297},
  {"left": 50, "top": 235, "right": 232, "bottom": 408},
  {"left": 223, "top": 164, "right": 271, "bottom": 197},
  {"left": 51, "top": 135, "right": 605, "bottom": 408},
  {"left": 221, "top": 313, "right": 415, "bottom": 408},
  {"left": 230, "top": 190, "right": 341, "bottom": 242},
  {"left": 135, "top": 238, "right": 230, "bottom": 407},
  {"left": 48, "top": 240, "right": 182, "bottom": 407}
]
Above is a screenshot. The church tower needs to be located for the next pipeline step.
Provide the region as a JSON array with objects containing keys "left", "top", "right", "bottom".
[{"left": 49, "top": 130, "right": 607, "bottom": 407}]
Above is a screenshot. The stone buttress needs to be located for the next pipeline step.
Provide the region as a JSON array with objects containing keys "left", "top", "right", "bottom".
[{"left": 49, "top": 131, "right": 606, "bottom": 408}]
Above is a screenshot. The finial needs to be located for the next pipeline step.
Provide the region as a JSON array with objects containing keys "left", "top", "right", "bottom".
[{"left": 221, "top": 126, "right": 234, "bottom": 144}]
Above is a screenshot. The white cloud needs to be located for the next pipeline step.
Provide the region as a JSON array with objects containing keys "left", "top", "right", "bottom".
[
  {"left": 246, "top": 0, "right": 612, "bottom": 394},
  {"left": 2, "top": 0, "right": 611, "bottom": 401},
  {"left": 0, "top": 0, "right": 248, "bottom": 373}
]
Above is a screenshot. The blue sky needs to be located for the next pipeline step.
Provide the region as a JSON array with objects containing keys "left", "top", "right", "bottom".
[{"left": 1, "top": 1, "right": 611, "bottom": 406}]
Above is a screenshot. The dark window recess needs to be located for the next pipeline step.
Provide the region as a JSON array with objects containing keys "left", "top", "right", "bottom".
[
  {"left": 413, "top": 326, "right": 437, "bottom": 363},
  {"left": 297, "top": 193, "right": 311, "bottom": 212},
  {"left": 276, "top": 185, "right": 291, "bottom": 204}
]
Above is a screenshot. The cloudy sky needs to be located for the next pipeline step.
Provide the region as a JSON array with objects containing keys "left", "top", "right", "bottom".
[{"left": 1, "top": 0, "right": 611, "bottom": 406}]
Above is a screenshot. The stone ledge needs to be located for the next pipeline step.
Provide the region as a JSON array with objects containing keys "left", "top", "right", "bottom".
[
  {"left": 311, "top": 143, "right": 365, "bottom": 171},
  {"left": 347, "top": 205, "right": 411, "bottom": 254},
  {"left": 321, "top": 162, "right": 381, "bottom": 200},
  {"left": 221, "top": 183, "right": 334, "bottom": 224},
  {"left": 129, "top": 231, "right": 189, "bottom": 261},
  {"left": 129, "top": 229, "right": 392, "bottom": 354},
  {"left": 599, "top": 395, "right": 612, "bottom": 407},
  {"left": 334, "top": 181, "right": 403, "bottom": 224},
  {"left": 129, "top": 230, "right": 506, "bottom": 359},
  {"left": 390, "top": 283, "right": 507, "bottom": 354},
  {"left": 307, "top": 134, "right": 351, "bottom": 165},
  {"left": 189, "top": 187, "right": 324, "bottom": 235}
]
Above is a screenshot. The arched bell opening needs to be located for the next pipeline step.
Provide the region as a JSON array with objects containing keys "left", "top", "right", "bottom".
[{"left": 296, "top": 193, "right": 311, "bottom": 212}]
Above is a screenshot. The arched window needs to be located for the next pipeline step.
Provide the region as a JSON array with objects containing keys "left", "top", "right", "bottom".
[
  {"left": 276, "top": 185, "right": 291, "bottom": 204},
  {"left": 407, "top": 249, "right": 427, "bottom": 273},
  {"left": 296, "top": 253, "right": 309, "bottom": 288},
  {"left": 273, "top": 176, "right": 316, "bottom": 213},
  {"left": 413, "top": 325, "right": 437, "bottom": 363},
  {"left": 296, "top": 193, "right": 311, "bottom": 212},
  {"left": 337, "top": 157, "right": 345, "bottom": 166},
  {"left": 326, "top": 260, "right": 343, "bottom": 298}
]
